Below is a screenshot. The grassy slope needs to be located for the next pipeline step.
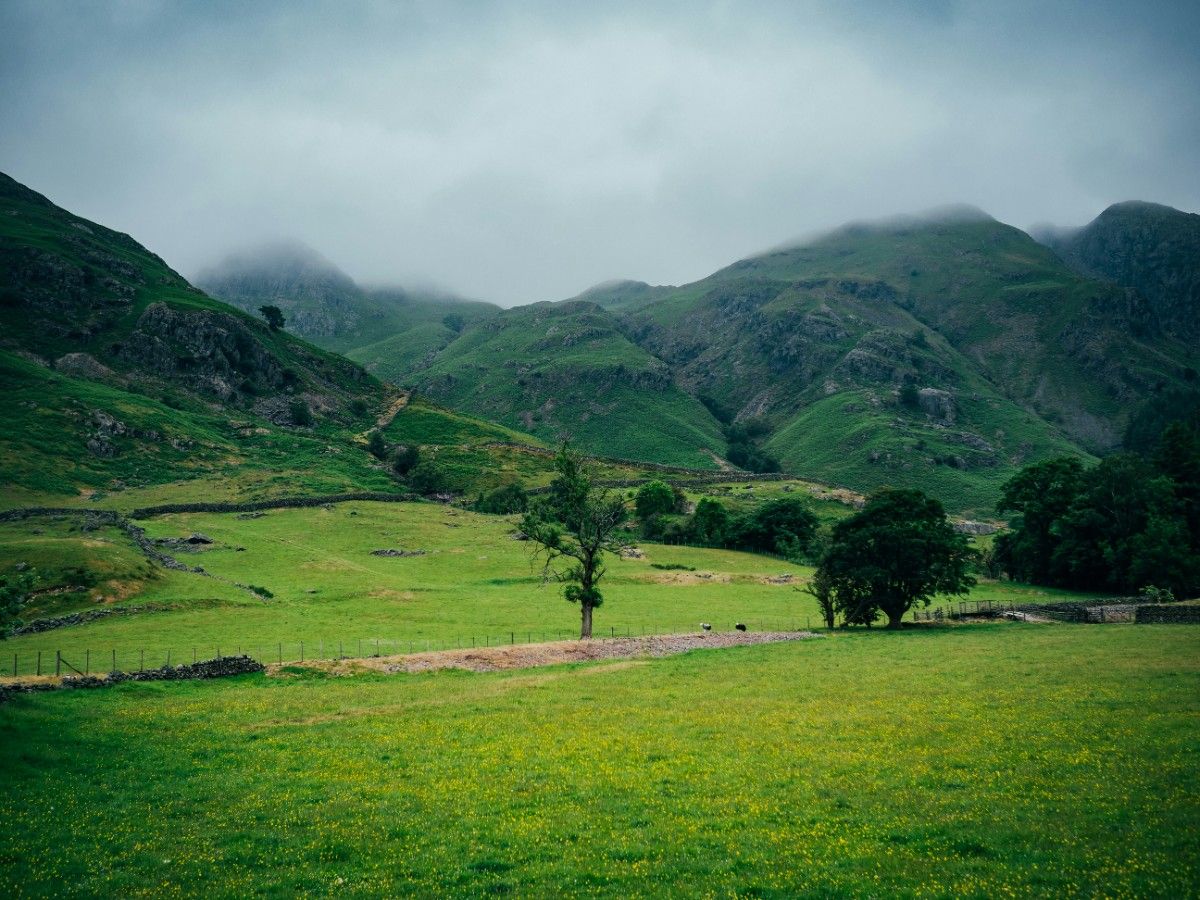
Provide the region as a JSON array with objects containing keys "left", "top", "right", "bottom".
[
  {"left": 1, "top": 625, "right": 1196, "bottom": 896},
  {"left": 0, "top": 502, "right": 809, "bottom": 671},
  {"left": 0, "top": 173, "right": 375, "bottom": 401},
  {"left": 0, "top": 350, "right": 400, "bottom": 506},
  {"left": 3, "top": 499, "right": 1095, "bottom": 673},
  {"left": 0, "top": 171, "right": 428, "bottom": 506},
  {"left": 320, "top": 291, "right": 500, "bottom": 378},
  {"left": 596, "top": 214, "right": 1195, "bottom": 513},
  {"left": 766, "top": 389, "right": 1084, "bottom": 514},
  {"left": 410, "top": 301, "right": 725, "bottom": 469},
  {"left": 195, "top": 249, "right": 502, "bottom": 381},
  {"left": 704, "top": 216, "right": 1197, "bottom": 442}
]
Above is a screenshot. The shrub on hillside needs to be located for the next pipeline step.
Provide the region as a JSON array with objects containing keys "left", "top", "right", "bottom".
[
  {"left": 635, "top": 481, "right": 676, "bottom": 521},
  {"left": 289, "top": 399, "right": 313, "bottom": 427},
  {"left": 0, "top": 570, "right": 35, "bottom": 638},
  {"left": 407, "top": 458, "right": 451, "bottom": 494},
  {"left": 391, "top": 444, "right": 420, "bottom": 476},
  {"left": 475, "top": 482, "right": 529, "bottom": 514},
  {"left": 368, "top": 431, "right": 389, "bottom": 460}
]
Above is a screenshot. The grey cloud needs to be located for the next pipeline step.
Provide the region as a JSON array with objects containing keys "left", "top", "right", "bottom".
[{"left": 1, "top": 0, "right": 1197, "bottom": 305}]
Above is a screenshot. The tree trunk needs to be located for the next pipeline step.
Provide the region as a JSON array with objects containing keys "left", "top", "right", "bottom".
[
  {"left": 580, "top": 603, "right": 593, "bottom": 640},
  {"left": 886, "top": 608, "right": 905, "bottom": 629}
]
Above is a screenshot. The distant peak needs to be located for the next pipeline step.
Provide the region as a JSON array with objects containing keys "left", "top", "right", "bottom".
[
  {"left": 839, "top": 204, "right": 996, "bottom": 233},
  {"left": 578, "top": 278, "right": 651, "bottom": 295},
  {"left": 195, "top": 239, "right": 355, "bottom": 288},
  {"left": 1098, "top": 200, "right": 1189, "bottom": 219}
]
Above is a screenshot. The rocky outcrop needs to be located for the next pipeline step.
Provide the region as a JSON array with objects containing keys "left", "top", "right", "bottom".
[
  {"left": 918, "top": 388, "right": 955, "bottom": 424},
  {"left": 118, "top": 302, "right": 286, "bottom": 400},
  {"left": 1048, "top": 201, "right": 1200, "bottom": 342},
  {"left": 953, "top": 520, "right": 999, "bottom": 536},
  {"left": 84, "top": 409, "right": 161, "bottom": 458},
  {"left": 55, "top": 352, "right": 122, "bottom": 384}
]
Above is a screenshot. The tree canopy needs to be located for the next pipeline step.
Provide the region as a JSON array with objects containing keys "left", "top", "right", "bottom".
[
  {"left": 817, "top": 488, "right": 974, "bottom": 629},
  {"left": 635, "top": 480, "right": 677, "bottom": 521},
  {"left": 520, "top": 443, "right": 626, "bottom": 639},
  {"left": 258, "top": 304, "right": 285, "bottom": 331},
  {"left": 995, "top": 426, "right": 1200, "bottom": 597}
]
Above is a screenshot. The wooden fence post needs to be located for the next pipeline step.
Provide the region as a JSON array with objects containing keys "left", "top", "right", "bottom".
[{"left": 56, "top": 651, "right": 61, "bottom": 677}]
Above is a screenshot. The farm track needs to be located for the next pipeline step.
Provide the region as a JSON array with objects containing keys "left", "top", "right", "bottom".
[{"left": 273, "top": 630, "right": 822, "bottom": 677}]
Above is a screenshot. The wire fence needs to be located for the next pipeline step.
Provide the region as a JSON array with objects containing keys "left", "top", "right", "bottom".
[{"left": 3, "top": 618, "right": 818, "bottom": 678}]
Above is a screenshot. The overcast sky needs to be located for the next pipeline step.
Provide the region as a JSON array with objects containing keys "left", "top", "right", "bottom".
[{"left": 2, "top": 1, "right": 1198, "bottom": 305}]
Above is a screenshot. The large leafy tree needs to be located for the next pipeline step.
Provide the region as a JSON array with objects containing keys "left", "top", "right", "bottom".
[
  {"left": 521, "top": 443, "right": 626, "bottom": 639},
  {"left": 994, "top": 457, "right": 1085, "bottom": 584},
  {"left": 818, "top": 489, "right": 974, "bottom": 629},
  {"left": 1051, "top": 454, "right": 1194, "bottom": 594},
  {"left": 734, "top": 497, "right": 819, "bottom": 556}
]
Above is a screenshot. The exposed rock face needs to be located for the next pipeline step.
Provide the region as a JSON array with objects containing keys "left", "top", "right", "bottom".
[
  {"left": 55, "top": 352, "right": 121, "bottom": 384},
  {"left": 918, "top": 388, "right": 955, "bottom": 424},
  {"left": 954, "top": 520, "right": 999, "bottom": 535},
  {"left": 1048, "top": 201, "right": 1200, "bottom": 342},
  {"left": 85, "top": 409, "right": 160, "bottom": 457},
  {"left": 119, "top": 302, "right": 286, "bottom": 400}
]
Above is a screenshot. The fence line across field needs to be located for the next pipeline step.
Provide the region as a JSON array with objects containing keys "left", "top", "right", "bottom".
[
  {"left": 5, "top": 619, "right": 817, "bottom": 678},
  {"left": 13, "top": 600, "right": 1182, "bottom": 677}
]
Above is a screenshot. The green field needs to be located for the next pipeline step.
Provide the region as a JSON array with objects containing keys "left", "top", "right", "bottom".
[
  {"left": 2, "top": 625, "right": 1196, "bottom": 896},
  {"left": 2, "top": 499, "right": 1101, "bottom": 676},
  {"left": 0, "top": 501, "right": 812, "bottom": 674}
]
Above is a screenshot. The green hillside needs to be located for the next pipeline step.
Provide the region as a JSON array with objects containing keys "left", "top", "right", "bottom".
[
  {"left": 196, "top": 243, "right": 500, "bottom": 381},
  {"left": 591, "top": 210, "right": 1193, "bottom": 512},
  {"left": 0, "top": 171, "right": 564, "bottom": 507},
  {"left": 1041, "top": 200, "right": 1200, "bottom": 342},
  {"left": 220, "top": 206, "right": 1200, "bottom": 515},
  {"left": 46, "top": 167, "right": 1195, "bottom": 517},
  {"left": 625, "top": 209, "right": 1196, "bottom": 451},
  {"left": 409, "top": 301, "right": 726, "bottom": 469}
]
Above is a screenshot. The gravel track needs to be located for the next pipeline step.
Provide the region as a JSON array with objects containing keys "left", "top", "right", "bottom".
[{"left": 274, "top": 630, "right": 821, "bottom": 677}]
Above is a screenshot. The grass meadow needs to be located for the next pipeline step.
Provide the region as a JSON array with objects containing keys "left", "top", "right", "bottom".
[
  {"left": 1, "top": 625, "right": 1196, "bottom": 896},
  {"left": 1, "top": 500, "right": 1089, "bottom": 676}
]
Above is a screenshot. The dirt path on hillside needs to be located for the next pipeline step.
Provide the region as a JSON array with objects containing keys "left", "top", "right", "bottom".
[
  {"left": 375, "top": 391, "right": 410, "bottom": 429},
  {"left": 272, "top": 630, "right": 820, "bottom": 677},
  {"left": 355, "top": 392, "right": 410, "bottom": 444},
  {"left": 702, "top": 448, "right": 736, "bottom": 472}
]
